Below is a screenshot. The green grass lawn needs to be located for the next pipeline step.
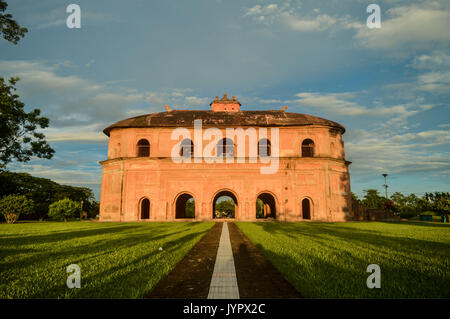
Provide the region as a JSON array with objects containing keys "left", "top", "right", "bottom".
[
  {"left": 0, "top": 221, "right": 213, "bottom": 298},
  {"left": 236, "top": 221, "right": 450, "bottom": 298}
]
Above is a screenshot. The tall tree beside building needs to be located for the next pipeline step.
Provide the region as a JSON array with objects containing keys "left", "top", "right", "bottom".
[
  {"left": 0, "top": 77, "right": 54, "bottom": 168},
  {"left": 0, "top": 1, "right": 28, "bottom": 44}
]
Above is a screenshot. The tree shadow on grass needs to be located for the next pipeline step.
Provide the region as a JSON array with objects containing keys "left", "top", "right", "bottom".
[
  {"left": 24, "top": 228, "right": 211, "bottom": 298},
  {"left": 245, "top": 222, "right": 450, "bottom": 257},
  {"left": 253, "top": 242, "right": 450, "bottom": 298},
  {"left": 236, "top": 222, "right": 450, "bottom": 298},
  {"left": 1, "top": 223, "right": 213, "bottom": 298},
  {"left": 0, "top": 224, "right": 142, "bottom": 246},
  {"left": 1, "top": 223, "right": 205, "bottom": 270}
]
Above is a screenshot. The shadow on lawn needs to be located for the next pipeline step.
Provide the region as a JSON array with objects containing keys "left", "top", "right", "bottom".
[
  {"left": 238, "top": 222, "right": 450, "bottom": 298},
  {"left": 0, "top": 222, "right": 204, "bottom": 247},
  {"left": 253, "top": 241, "right": 450, "bottom": 298},
  {"left": 27, "top": 228, "right": 210, "bottom": 298},
  {"left": 0, "top": 224, "right": 142, "bottom": 245},
  {"left": 1, "top": 223, "right": 203, "bottom": 269},
  {"left": 1, "top": 223, "right": 211, "bottom": 298},
  {"left": 248, "top": 222, "right": 450, "bottom": 256}
]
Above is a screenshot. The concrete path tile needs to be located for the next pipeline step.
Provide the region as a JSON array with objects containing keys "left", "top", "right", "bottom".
[{"left": 207, "top": 222, "right": 240, "bottom": 299}]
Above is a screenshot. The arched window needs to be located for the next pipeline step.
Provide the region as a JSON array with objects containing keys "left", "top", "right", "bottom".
[
  {"left": 258, "top": 138, "right": 271, "bottom": 157},
  {"left": 180, "top": 139, "right": 194, "bottom": 157},
  {"left": 217, "top": 138, "right": 234, "bottom": 157},
  {"left": 302, "top": 139, "right": 314, "bottom": 157},
  {"left": 137, "top": 139, "right": 150, "bottom": 157}
]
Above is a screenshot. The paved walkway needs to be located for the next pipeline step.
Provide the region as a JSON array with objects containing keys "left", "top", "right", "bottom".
[
  {"left": 207, "top": 222, "right": 240, "bottom": 299},
  {"left": 146, "top": 223, "right": 222, "bottom": 298},
  {"left": 146, "top": 221, "right": 301, "bottom": 299}
]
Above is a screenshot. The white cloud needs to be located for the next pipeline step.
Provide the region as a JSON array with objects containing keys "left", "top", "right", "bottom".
[
  {"left": 280, "top": 12, "right": 336, "bottom": 32},
  {"left": 293, "top": 92, "right": 428, "bottom": 118},
  {"left": 244, "top": 3, "right": 336, "bottom": 32},
  {"left": 352, "top": 3, "right": 450, "bottom": 51},
  {"left": 144, "top": 89, "right": 211, "bottom": 109},
  {"left": 45, "top": 131, "right": 107, "bottom": 143},
  {"left": 185, "top": 96, "right": 210, "bottom": 105},
  {"left": 243, "top": 1, "right": 450, "bottom": 56},
  {"left": 384, "top": 51, "right": 450, "bottom": 95},
  {"left": 417, "top": 70, "right": 450, "bottom": 93},
  {"left": 411, "top": 51, "right": 450, "bottom": 70},
  {"left": 346, "top": 128, "right": 450, "bottom": 176},
  {"left": 0, "top": 60, "right": 209, "bottom": 144},
  {"left": 10, "top": 163, "right": 102, "bottom": 186}
]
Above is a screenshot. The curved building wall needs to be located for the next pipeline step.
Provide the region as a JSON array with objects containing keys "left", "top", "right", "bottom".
[{"left": 99, "top": 125, "right": 352, "bottom": 222}]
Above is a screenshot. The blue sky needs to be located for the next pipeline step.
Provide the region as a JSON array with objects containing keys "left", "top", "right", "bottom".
[{"left": 1, "top": 0, "right": 449, "bottom": 200}]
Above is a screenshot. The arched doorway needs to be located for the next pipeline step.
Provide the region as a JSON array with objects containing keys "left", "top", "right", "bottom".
[
  {"left": 140, "top": 198, "right": 150, "bottom": 220},
  {"left": 175, "top": 193, "right": 195, "bottom": 219},
  {"left": 302, "top": 198, "right": 311, "bottom": 220},
  {"left": 256, "top": 193, "right": 276, "bottom": 219},
  {"left": 212, "top": 190, "right": 238, "bottom": 219}
]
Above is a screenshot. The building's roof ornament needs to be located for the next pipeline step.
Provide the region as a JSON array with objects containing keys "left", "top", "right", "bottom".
[
  {"left": 210, "top": 93, "right": 240, "bottom": 105},
  {"left": 210, "top": 93, "right": 241, "bottom": 112}
]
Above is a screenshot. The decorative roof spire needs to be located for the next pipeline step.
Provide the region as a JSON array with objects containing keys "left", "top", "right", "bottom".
[{"left": 210, "top": 94, "right": 241, "bottom": 112}]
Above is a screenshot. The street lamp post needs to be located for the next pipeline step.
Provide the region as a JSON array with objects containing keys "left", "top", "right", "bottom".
[{"left": 382, "top": 174, "right": 388, "bottom": 199}]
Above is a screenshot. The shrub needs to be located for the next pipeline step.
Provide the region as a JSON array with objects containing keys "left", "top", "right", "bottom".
[
  {"left": 48, "top": 198, "right": 82, "bottom": 222},
  {"left": 0, "top": 194, "right": 34, "bottom": 224},
  {"left": 400, "top": 206, "right": 418, "bottom": 219}
]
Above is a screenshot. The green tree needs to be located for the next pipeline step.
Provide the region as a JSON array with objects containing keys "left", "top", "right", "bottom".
[
  {"left": 0, "top": 194, "right": 33, "bottom": 224},
  {"left": 185, "top": 198, "right": 195, "bottom": 218},
  {"left": 256, "top": 198, "right": 264, "bottom": 218},
  {"left": 423, "top": 192, "right": 450, "bottom": 216},
  {"left": 351, "top": 192, "right": 360, "bottom": 203},
  {"left": 48, "top": 198, "right": 82, "bottom": 222},
  {"left": 0, "top": 171, "right": 95, "bottom": 220},
  {"left": 391, "top": 192, "right": 406, "bottom": 209},
  {"left": 0, "top": 77, "right": 54, "bottom": 168},
  {"left": 0, "top": 1, "right": 28, "bottom": 44},
  {"left": 87, "top": 200, "right": 100, "bottom": 219},
  {"left": 361, "top": 189, "right": 384, "bottom": 209},
  {"left": 215, "top": 199, "right": 235, "bottom": 218}
]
